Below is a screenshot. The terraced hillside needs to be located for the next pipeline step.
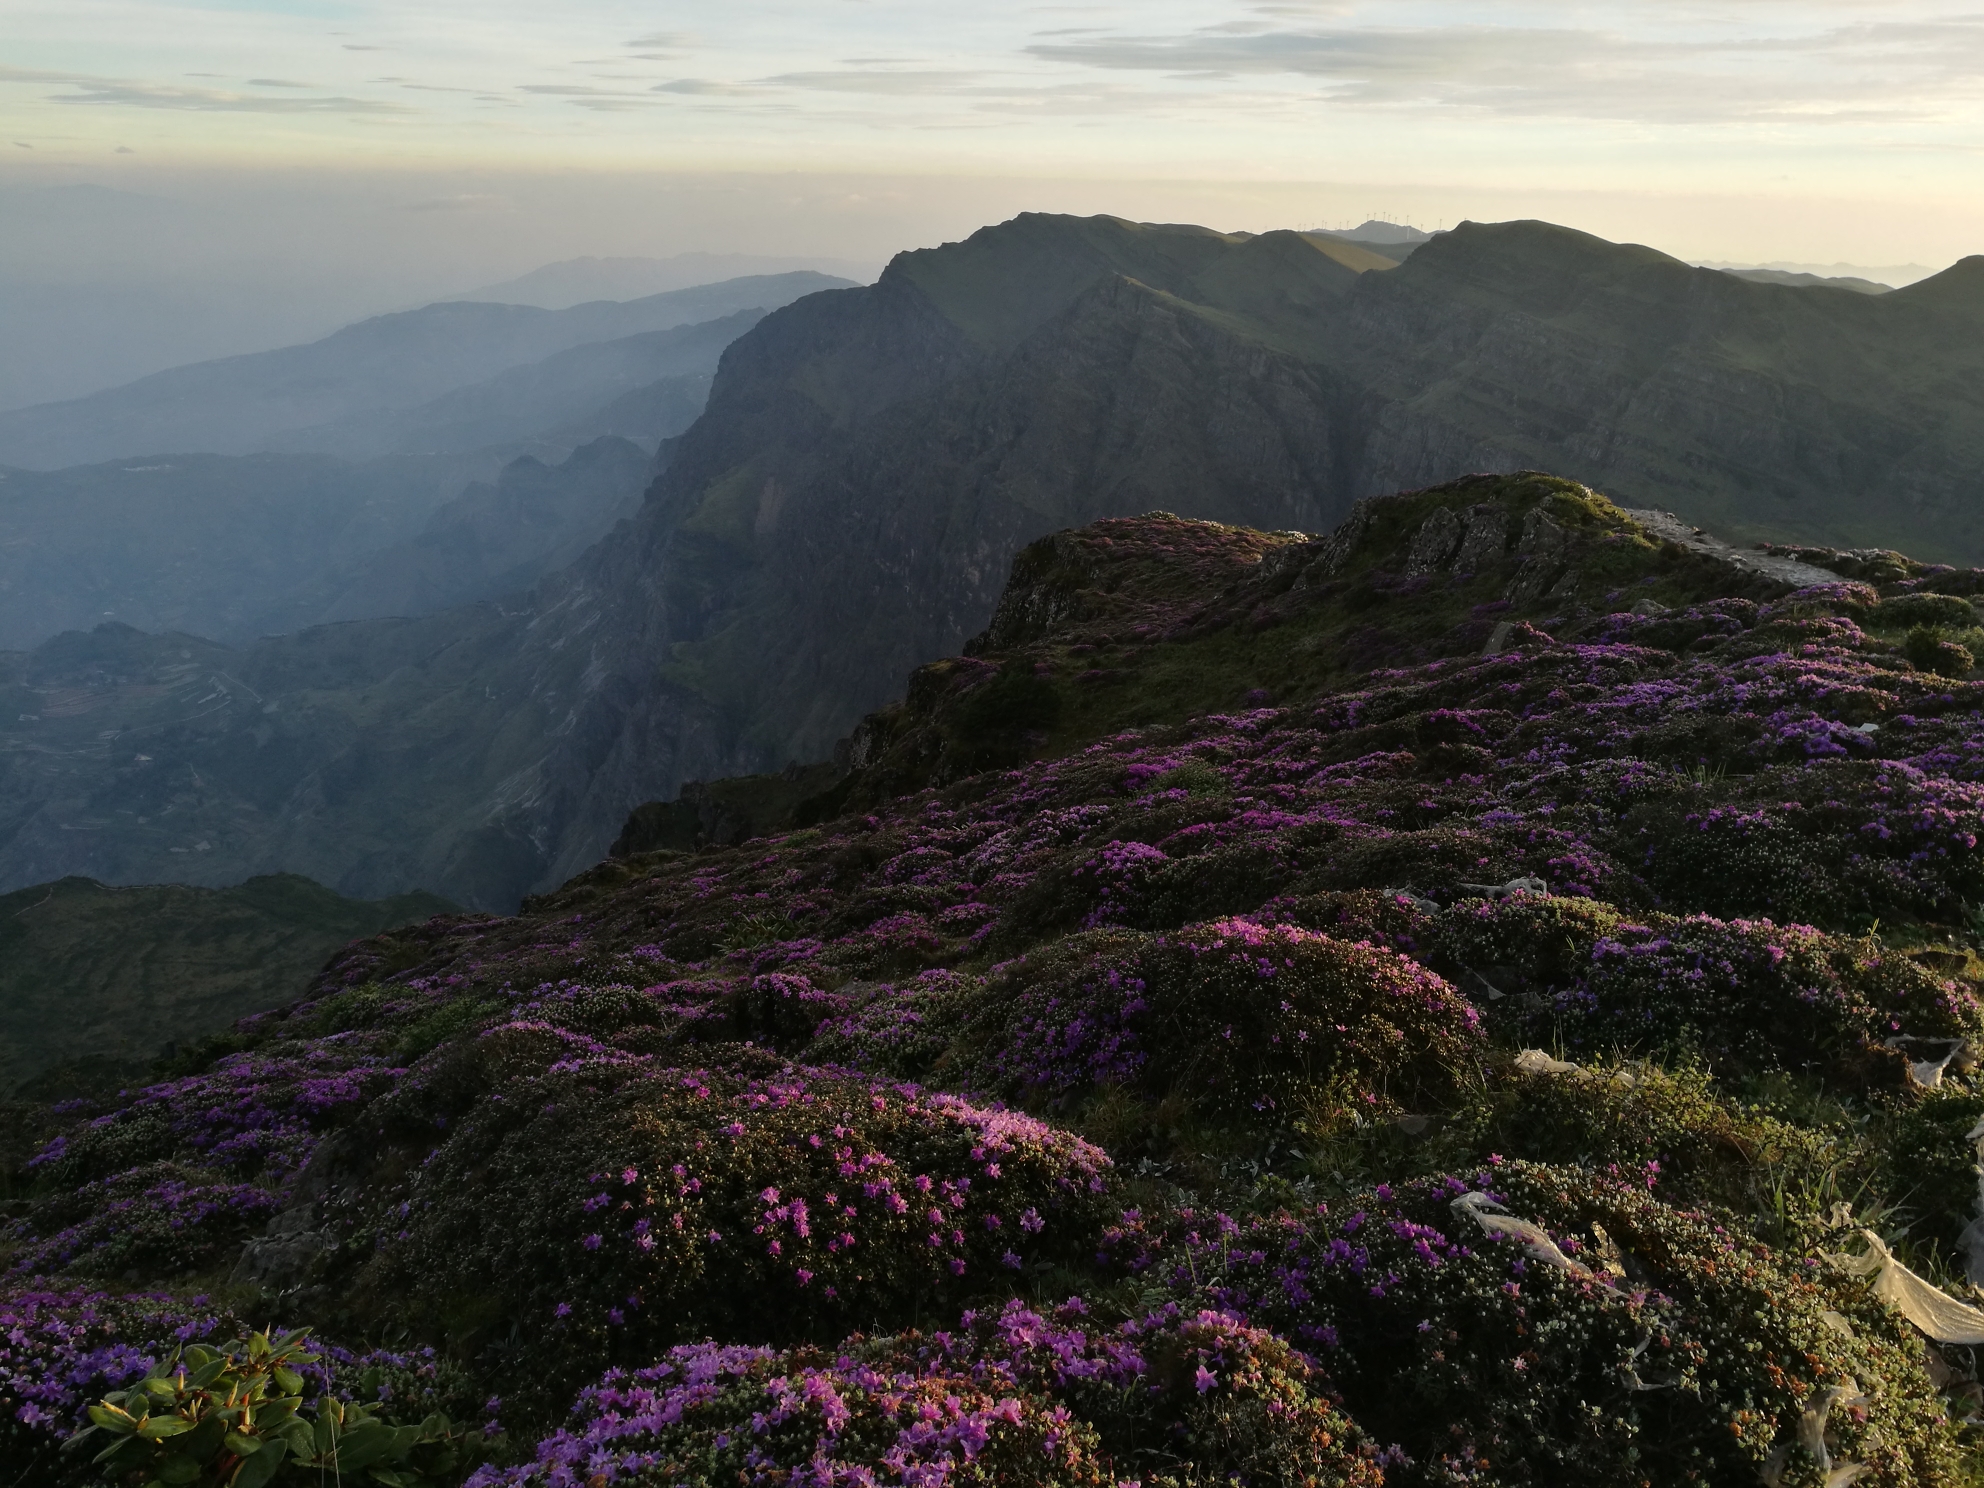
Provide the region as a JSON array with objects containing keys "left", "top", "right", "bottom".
[{"left": 14, "top": 473, "right": 1984, "bottom": 1485}]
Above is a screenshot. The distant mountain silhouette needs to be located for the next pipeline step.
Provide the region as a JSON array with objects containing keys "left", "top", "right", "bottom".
[
  {"left": 1720, "top": 267, "right": 1890, "bottom": 294},
  {"left": 446, "top": 253, "right": 876, "bottom": 309},
  {"left": 0, "top": 272, "right": 852, "bottom": 469},
  {"left": 1319, "top": 219, "right": 1433, "bottom": 245}
]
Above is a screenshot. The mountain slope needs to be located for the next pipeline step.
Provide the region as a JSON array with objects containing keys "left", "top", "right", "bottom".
[
  {"left": 0, "top": 272, "right": 850, "bottom": 469},
  {"left": 12, "top": 477, "right": 1984, "bottom": 1486},
  {"left": 0, "top": 871, "right": 451, "bottom": 1092},
  {"left": 0, "top": 437, "right": 658, "bottom": 650},
  {"left": 1338, "top": 221, "right": 1984, "bottom": 557},
  {"left": 261, "top": 309, "right": 761, "bottom": 461}
]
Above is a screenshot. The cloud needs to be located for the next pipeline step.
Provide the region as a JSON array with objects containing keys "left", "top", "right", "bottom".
[
  {"left": 654, "top": 78, "right": 764, "bottom": 96},
  {"left": 518, "top": 83, "right": 659, "bottom": 110},
  {"left": 66, "top": 83, "right": 411, "bottom": 113},
  {"left": 1024, "top": 15, "right": 1984, "bottom": 124},
  {"left": 758, "top": 70, "right": 982, "bottom": 95},
  {"left": 402, "top": 192, "right": 511, "bottom": 211},
  {"left": 627, "top": 31, "right": 694, "bottom": 49},
  {"left": 246, "top": 78, "right": 311, "bottom": 87},
  {"left": 1, "top": 62, "right": 410, "bottom": 115}
]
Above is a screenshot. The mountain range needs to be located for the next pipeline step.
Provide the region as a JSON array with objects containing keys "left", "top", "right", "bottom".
[
  {"left": 0, "top": 276, "right": 854, "bottom": 651},
  {"left": 442, "top": 252, "right": 877, "bottom": 309},
  {"left": 0, "top": 213, "right": 1979, "bottom": 914},
  {"left": 0, "top": 272, "right": 848, "bottom": 471}
]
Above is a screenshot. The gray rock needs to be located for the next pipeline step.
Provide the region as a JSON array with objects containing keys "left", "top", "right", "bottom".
[
  {"left": 1517, "top": 508, "right": 1567, "bottom": 558},
  {"left": 1404, "top": 506, "right": 1467, "bottom": 575},
  {"left": 1452, "top": 506, "right": 1509, "bottom": 572},
  {"left": 231, "top": 1204, "right": 333, "bottom": 1291}
]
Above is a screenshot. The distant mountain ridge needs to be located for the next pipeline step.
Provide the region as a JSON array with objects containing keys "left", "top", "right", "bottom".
[
  {"left": 445, "top": 253, "right": 877, "bottom": 309},
  {"left": 0, "top": 272, "right": 853, "bottom": 470},
  {"left": 0, "top": 213, "right": 1979, "bottom": 912}
]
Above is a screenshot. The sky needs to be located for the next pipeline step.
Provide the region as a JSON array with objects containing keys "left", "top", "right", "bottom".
[{"left": 2, "top": 1, "right": 1981, "bottom": 400}]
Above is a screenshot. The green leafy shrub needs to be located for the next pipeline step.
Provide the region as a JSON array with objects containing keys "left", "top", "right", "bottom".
[
  {"left": 72, "top": 1328, "right": 489, "bottom": 1487},
  {"left": 808, "top": 970, "right": 989, "bottom": 1078},
  {"left": 1450, "top": 1060, "right": 1845, "bottom": 1222},
  {"left": 1436, "top": 895, "right": 1984, "bottom": 1077},
  {"left": 1099, "top": 1161, "right": 1962, "bottom": 1486},
  {"left": 1873, "top": 593, "right": 1977, "bottom": 631},
  {"left": 1883, "top": 1088, "right": 1984, "bottom": 1261},
  {"left": 1907, "top": 626, "right": 1976, "bottom": 677}
]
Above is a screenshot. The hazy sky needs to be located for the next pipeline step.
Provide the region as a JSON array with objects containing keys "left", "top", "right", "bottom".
[{"left": 2, "top": 1, "right": 1981, "bottom": 335}]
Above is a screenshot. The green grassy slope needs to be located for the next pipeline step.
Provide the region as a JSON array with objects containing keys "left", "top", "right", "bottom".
[{"left": 0, "top": 872, "right": 453, "bottom": 1092}]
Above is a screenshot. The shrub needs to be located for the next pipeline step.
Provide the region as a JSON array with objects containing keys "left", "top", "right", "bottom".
[
  {"left": 808, "top": 970, "right": 990, "bottom": 1079},
  {"left": 7, "top": 1161, "right": 279, "bottom": 1279},
  {"left": 1882, "top": 1088, "right": 1984, "bottom": 1262},
  {"left": 1098, "top": 1162, "right": 1962, "bottom": 1486},
  {"left": 73, "top": 1328, "right": 491, "bottom": 1487},
  {"left": 1436, "top": 895, "right": 1984, "bottom": 1077},
  {"left": 476, "top": 1299, "right": 1382, "bottom": 1488},
  {"left": 973, "top": 919, "right": 1483, "bottom": 1115},
  {"left": 0, "top": 1284, "right": 243, "bottom": 1486},
  {"left": 1874, "top": 593, "right": 1977, "bottom": 631},
  {"left": 1907, "top": 626, "right": 1975, "bottom": 677},
  {"left": 359, "top": 1053, "right": 1116, "bottom": 1411},
  {"left": 1449, "top": 1059, "right": 1843, "bottom": 1222}
]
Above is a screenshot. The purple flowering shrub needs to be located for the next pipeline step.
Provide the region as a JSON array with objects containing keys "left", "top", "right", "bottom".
[
  {"left": 809, "top": 969, "right": 990, "bottom": 1079},
  {"left": 0, "top": 1284, "right": 242, "bottom": 1483},
  {"left": 473, "top": 1298, "right": 1382, "bottom": 1488},
  {"left": 972, "top": 919, "right": 1481, "bottom": 1115},
  {"left": 1628, "top": 760, "right": 1984, "bottom": 926},
  {"left": 1098, "top": 1162, "right": 1959, "bottom": 1486},
  {"left": 7, "top": 1161, "right": 279, "bottom": 1278},
  {"left": 356, "top": 1050, "right": 1114, "bottom": 1407},
  {"left": 1436, "top": 895, "right": 1984, "bottom": 1076}
]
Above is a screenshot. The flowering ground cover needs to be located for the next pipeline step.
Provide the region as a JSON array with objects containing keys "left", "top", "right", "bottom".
[{"left": 14, "top": 473, "right": 1984, "bottom": 1484}]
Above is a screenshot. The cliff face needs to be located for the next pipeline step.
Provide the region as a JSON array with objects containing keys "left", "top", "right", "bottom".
[
  {"left": 1, "top": 213, "right": 1980, "bottom": 911},
  {"left": 1337, "top": 222, "right": 1984, "bottom": 554}
]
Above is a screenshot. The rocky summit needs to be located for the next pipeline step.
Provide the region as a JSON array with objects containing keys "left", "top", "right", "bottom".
[{"left": 14, "top": 473, "right": 1984, "bottom": 1484}]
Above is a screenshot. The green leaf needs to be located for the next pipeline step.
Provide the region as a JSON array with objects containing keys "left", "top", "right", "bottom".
[
  {"left": 138, "top": 1416, "right": 195, "bottom": 1440},
  {"left": 272, "top": 1366, "right": 304, "bottom": 1394},
  {"left": 158, "top": 1454, "right": 203, "bottom": 1485},
  {"left": 88, "top": 1403, "right": 137, "bottom": 1432},
  {"left": 223, "top": 1431, "right": 262, "bottom": 1457},
  {"left": 230, "top": 1436, "right": 288, "bottom": 1488},
  {"left": 328, "top": 1423, "right": 407, "bottom": 1471},
  {"left": 188, "top": 1357, "right": 230, "bottom": 1390}
]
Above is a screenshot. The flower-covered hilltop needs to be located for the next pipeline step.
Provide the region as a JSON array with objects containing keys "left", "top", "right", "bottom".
[{"left": 14, "top": 471, "right": 1984, "bottom": 1484}]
